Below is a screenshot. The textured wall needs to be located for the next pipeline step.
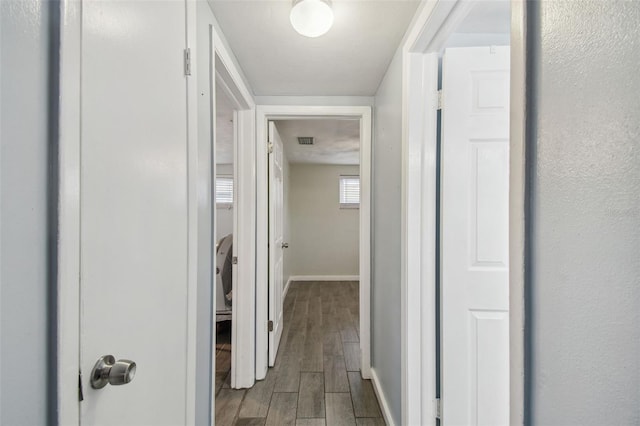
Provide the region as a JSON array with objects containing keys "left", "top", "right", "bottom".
[
  {"left": 0, "top": 0, "right": 53, "bottom": 423},
  {"left": 288, "top": 164, "right": 359, "bottom": 277},
  {"left": 528, "top": 1, "right": 640, "bottom": 424},
  {"left": 372, "top": 48, "right": 403, "bottom": 425}
]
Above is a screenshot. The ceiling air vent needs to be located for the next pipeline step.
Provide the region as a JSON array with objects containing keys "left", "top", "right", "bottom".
[{"left": 297, "top": 136, "right": 314, "bottom": 145}]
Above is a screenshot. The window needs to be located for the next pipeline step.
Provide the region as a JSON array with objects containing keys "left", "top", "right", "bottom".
[
  {"left": 339, "top": 175, "right": 360, "bottom": 209},
  {"left": 216, "top": 176, "right": 233, "bottom": 208}
]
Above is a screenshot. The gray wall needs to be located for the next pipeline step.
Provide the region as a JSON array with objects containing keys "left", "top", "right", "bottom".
[
  {"left": 288, "top": 164, "right": 359, "bottom": 277},
  {"left": 1, "top": 0, "right": 53, "bottom": 424},
  {"left": 372, "top": 49, "right": 403, "bottom": 425},
  {"left": 528, "top": 1, "right": 640, "bottom": 424}
]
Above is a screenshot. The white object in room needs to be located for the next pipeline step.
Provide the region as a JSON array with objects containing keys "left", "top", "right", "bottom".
[
  {"left": 441, "top": 45, "right": 510, "bottom": 426},
  {"left": 268, "top": 121, "right": 286, "bottom": 366},
  {"left": 290, "top": 0, "right": 334, "bottom": 38},
  {"left": 208, "top": 2, "right": 419, "bottom": 96}
]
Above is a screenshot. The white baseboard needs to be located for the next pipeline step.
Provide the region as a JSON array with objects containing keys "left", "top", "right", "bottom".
[
  {"left": 288, "top": 275, "right": 359, "bottom": 282},
  {"left": 370, "top": 368, "right": 395, "bottom": 426},
  {"left": 283, "top": 277, "right": 292, "bottom": 300}
]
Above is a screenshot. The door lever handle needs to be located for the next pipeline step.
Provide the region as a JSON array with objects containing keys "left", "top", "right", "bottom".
[
  {"left": 90, "top": 355, "right": 136, "bottom": 389},
  {"left": 281, "top": 242, "right": 289, "bottom": 249}
]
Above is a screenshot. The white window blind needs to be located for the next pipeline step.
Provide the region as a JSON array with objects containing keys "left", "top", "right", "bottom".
[
  {"left": 216, "top": 176, "right": 233, "bottom": 206},
  {"left": 339, "top": 175, "right": 360, "bottom": 208}
]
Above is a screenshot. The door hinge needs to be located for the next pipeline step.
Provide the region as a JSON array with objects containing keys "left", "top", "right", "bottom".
[
  {"left": 184, "top": 48, "right": 192, "bottom": 76},
  {"left": 78, "top": 370, "right": 84, "bottom": 402},
  {"left": 232, "top": 256, "right": 238, "bottom": 265},
  {"left": 437, "top": 89, "right": 443, "bottom": 110},
  {"left": 435, "top": 398, "right": 441, "bottom": 419},
  {"left": 268, "top": 142, "right": 274, "bottom": 154},
  {"left": 268, "top": 320, "right": 274, "bottom": 332}
]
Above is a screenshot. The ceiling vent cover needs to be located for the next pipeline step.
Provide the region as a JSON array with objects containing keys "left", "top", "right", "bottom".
[{"left": 297, "top": 136, "right": 314, "bottom": 145}]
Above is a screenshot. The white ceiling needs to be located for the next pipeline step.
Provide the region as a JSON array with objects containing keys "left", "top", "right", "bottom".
[
  {"left": 212, "top": 0, "right": 509, "bottom": 165},
  {"left": 456, "top": 0, "right": 510, "bottom": 34},
  {"left": 216, "top": 88, "right": 235, "bottom": 165},
  {"left": 275, "top": 119, "right": 360, "bottom": 165},
  {"left": 444, "top": 0, "right": 510, "bottom": 48},
  {"left": 208, "top": 0, "right": 421, "bottom": 96}
]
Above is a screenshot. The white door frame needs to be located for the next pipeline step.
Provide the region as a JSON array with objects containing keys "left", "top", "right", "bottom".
[
  {"left": 57, "top": 1, "right": 82, "bottom": 422},
  {"left": 55, "top": 1, "right": 256, "bottom": 424},
  {"left": 400, "top": 0, "right": 527, "bottom": 424},
  {"left": 255, "top": 105, "right": 372, "bottom": 381},
  {"left": 211, "top": 27, "right": 257, "bottom": 391}
]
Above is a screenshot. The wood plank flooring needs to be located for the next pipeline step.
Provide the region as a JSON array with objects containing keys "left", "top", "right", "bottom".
[{"left": 215, "top": 281, "right": 384, "bottom": 426}]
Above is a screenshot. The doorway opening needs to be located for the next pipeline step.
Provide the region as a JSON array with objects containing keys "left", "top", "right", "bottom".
[
  {"left": 269, "top": 118, "right": 361, "bottom": 359},
  {"left": 213, "top": 87, "right": 236, "bottom": 397},
  {"left": 217, "top": 117, "right": 384, "bottom": 424},
  {"left": 196, "top": 3, "right": 257, "bottom": 425},
  {"left": 255, "top": 106, "right": 372, "bottom": 384},
  {"left": 401, "top": 0, "right": 522, "bottom": 424}
]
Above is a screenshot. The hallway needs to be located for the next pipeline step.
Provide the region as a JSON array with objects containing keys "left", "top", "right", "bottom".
[{"left": 215, "top": 281, "right": 384, "bottom": 425}]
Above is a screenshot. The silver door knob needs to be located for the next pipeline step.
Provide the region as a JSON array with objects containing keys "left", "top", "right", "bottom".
[
  {"left": 90, "top": 355, "right": 137, "bottom": 389},
  {"left": 281, "top": 242, "right": 289, "bottom": 248}
]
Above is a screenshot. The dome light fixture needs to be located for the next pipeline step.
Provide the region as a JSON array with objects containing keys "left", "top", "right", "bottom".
[{"left": 290, "top": 0, "right": 334, "bottom": 38}]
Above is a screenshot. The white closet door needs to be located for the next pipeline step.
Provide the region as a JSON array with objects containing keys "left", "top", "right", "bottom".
[
  {"left": 440, "top": 46, "right": 510, "bottom": 426},
  {"left": 79, "top": 1, "right": 192, "bottom": 424},
  {"left": 268, "top": 121, "right": 285, "bottom": 366}
]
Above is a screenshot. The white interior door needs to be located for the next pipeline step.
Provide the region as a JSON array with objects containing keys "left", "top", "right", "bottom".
[
  {"left": 268, "top": 121, "right": 285, "bottom": 366},
  {"left": 440, "top": 46, "right": 510, "bottom": 426},
  {"left": 79, "top": 1, "right": 193, "bottom": 424}
]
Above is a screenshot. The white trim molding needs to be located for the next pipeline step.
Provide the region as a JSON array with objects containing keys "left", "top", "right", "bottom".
[
  {"left": 283, "top": 278, "right": 293, "bottom": 301},
  {"left": 208, "top": 16, "right": 257, "bottom": 392},
  {"left": 400, "top": 2, "right": 453, "bottom": 423},
  {"left": 186, "top": 3, "right": 199, "bottom": 423},
  {"left": 370, "top": 368, "right": 396, "bottom": 426},
  {"left": 509, "top": 1, "right": 528, "bottom": 423},
  {"left": 231, "top": 107, "right": 257, "bottom": 391},
  {"left": 281, "top": 275, "right": 361, "bottom": 302},
  {"left": 256, "top": 105, "right": 372, "bottom": 381},
  {"left": 401, "top": 50, "right": 439, "bottom": 426},
  {"left": 288, "top": 275, "right": 360, "bottom": 282},
  {"left": 57, "top": 1, "right": 82, "bottom": 423}
]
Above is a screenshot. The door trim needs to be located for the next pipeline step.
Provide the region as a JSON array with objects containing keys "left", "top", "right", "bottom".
[
  {"left": 211, "top": 19, "right": 257, "bottom": 392},
  {"left": 400, "top": 0, "right": 527, "bottom": 424},
  {"left": 508, "top": 2, "right": 528, "bottom": 422},
  {"left": 186, "top": 5, "right": 198, "bottom": 424},
  {"left": 255, "top": 105, "right": 373, "bottom": 380},
  {"left": 57, "top": 1, "right": 81, "bottom": 423}
]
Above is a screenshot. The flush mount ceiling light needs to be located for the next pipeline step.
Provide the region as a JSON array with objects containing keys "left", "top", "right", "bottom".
[{"left": 290, "top": 0, "right": 334, "bottom": 38}]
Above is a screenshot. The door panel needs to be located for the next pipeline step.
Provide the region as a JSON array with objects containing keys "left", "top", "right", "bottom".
[
  {"left": 268, "top": 121, "right": 284, "bottom": 366},
  {"left": 80, "top": 1, "right": 190, "bottom": 424},
  {"left": 440, "top": 46, "right": 510, "bottom": 426}
]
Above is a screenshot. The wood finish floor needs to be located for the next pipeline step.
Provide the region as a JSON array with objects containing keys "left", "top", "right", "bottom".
[{"left": 215, "top": 281, "right": 384, "bottom": 426}]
